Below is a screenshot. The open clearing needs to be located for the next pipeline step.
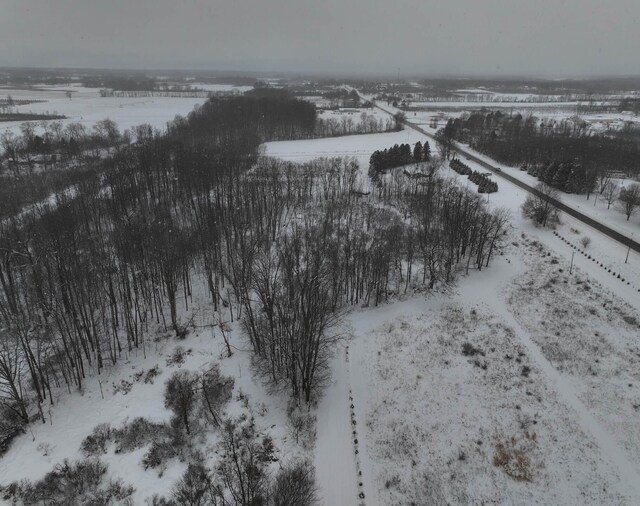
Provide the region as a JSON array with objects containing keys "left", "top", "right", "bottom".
[{"left": 0, "top": 84, "right": 212, "bottom": 136}]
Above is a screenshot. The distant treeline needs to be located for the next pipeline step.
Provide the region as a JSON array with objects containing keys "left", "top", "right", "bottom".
[
  {"left": 83, "top": 76, "right": 157, "bottom": 91},
  {"left": 442, "top": 111, "right": 640, "bottom": 179},
  {"left": 0, "top": 113, "right": 65, "bottom": 122},
  {"left": 100, "top": 89, "right": 216, "bottom": 98},
  {"left": 619, "top": 98, "right": 640, "bottom": 114},
  {"left": 315, "top": 112, "right": 393, "bottom": 137}
]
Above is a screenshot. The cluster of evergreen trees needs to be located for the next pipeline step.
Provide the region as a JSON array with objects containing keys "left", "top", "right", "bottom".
[
  {"left": 368, "top": 141, "right": 431, "bottom": 181},
  {"left": 449, "top": 159, "right": 498, "bottom": 193},
  {"left": 469, "top": 171, "right": 498, "bottom": 194},
  {"left": 525, "top": 161, "right": 597, "bottom": 195},
  {"left": 449, "top": 158, "right": 473, "bottom": 176},
  {"left": 442, "top": 111, "right": 640, "bottom": 181}
]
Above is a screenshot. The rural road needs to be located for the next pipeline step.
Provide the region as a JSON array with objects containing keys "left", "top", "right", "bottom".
[{"left": 361, "top": 94, "right": 640, "bottom": 254}]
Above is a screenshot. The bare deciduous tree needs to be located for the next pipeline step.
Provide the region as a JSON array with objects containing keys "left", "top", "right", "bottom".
[
  {"left": 616, "top": 183, "right": 640, "bottom": 221},
  {"left": 521, "top": 183, "right": 561, "bottom": 227}
]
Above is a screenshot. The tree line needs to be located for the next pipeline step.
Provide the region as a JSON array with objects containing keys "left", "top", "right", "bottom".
[
  {"left": 368, "top": 141, "right": 431, "bottom": 181},
  {"left": 440, "top": 111, "right": 640, "bottom": 179}
]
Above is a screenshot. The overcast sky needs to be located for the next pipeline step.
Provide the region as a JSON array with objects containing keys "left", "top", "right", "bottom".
[{"left": 1, "top": 0, "right": 639, "bottom": 77}]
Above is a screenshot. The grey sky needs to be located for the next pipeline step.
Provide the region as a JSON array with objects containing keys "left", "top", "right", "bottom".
[{"left": 1, "top": 0, "right": 639, "bottom": 77}]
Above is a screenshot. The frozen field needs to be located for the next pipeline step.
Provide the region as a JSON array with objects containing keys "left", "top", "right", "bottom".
[
  {"left": 0, "top": 84, "right": 210, "bottom": 137},
  {"left": 264, "top": 128, "right": 424, "bottom": 167}
]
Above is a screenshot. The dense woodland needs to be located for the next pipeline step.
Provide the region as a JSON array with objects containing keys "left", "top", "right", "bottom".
[
  {"left": 441, "top": 111, "right": 640, "bottom": 183},
  {"left": 0, "top": 95, "right": 393, "bottom": 222},
  {"left": 0, "top": 95, "right": 508, "bottom": 483}
]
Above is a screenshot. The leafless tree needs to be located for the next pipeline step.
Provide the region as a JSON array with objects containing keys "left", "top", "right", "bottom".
[
  {"left": 521, "top": 183, "right": 561, "bottom": 227},
  {"left": 616, "top": 183, "right": 640, "bottom": 221}
]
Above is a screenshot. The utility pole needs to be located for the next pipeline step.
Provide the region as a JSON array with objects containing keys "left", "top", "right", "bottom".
[
  {"left": 626, "top": 245, "right": 631, "bottom": 264},
  {"left": 570, "top": 251, "right": 575, "bottom": 274}
]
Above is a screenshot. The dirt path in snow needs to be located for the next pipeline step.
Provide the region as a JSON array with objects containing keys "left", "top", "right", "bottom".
[
  {"left": 315, "top": 345, "right": 360, "bottom": 505},
  {"left": 315, "top": 298, "right": 432, "bottom": 505}
]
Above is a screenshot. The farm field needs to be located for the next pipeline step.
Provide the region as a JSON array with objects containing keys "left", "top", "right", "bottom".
[{"left": 0, "top": 83, "right": 251, "bottom": 137}]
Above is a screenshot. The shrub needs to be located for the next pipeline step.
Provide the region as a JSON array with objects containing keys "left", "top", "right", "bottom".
[
  {"left": 81, "top": 423, "right": 112, "bottom": 456},
  {"left": 172, "top": 462, "right": 214, "bottom": 505},
  {"left": 113, "top": 417, "right": 167, "bottom": 453},
  {"left": 166, "top": 346, "right": 192, "bottom": 367},
  {"left": 493, "top": 437, "right": 534, "bottom": 482},
  {"left": 144, "top": 365, "right": 162, "bottom": 384},
  {"left": 271, "top": 460, "right": 320, "bottom": 506},
  {"left": 287, "top": 404, "right": 317, "bottom": 449},
  {"left": 462, "top": 342, "right": 484, "bottom": 357},
  {"left": 0, "top": 407, "right": 25, "bottom": 457},
  {"left": 4, "top": 458, "right": 134, "bottom": 505},
  {"left": 199, "top": 364, "right": 234, "bottom": 428},
  {"left": 143, "top": 438, "right": 180, "bottom": 471}
]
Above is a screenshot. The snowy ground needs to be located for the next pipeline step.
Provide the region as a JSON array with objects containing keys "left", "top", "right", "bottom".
[
  {"left": 264, "top": 128, "right": 424, "bottom": 167},
  {"left": 0, "top": 294, "right": 306, "bottom": 504},
  {"left": 0, "top": 84, "right": 209, "bottom": 137}
]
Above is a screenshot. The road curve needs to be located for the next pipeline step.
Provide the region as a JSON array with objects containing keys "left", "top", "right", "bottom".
[{"left": 367, "top": 98, "right": 640, "bottom": 254}]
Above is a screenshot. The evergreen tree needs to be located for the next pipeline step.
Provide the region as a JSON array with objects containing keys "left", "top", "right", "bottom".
[
  {"left": 423, "top": 141, "right": 431, "bottom": 161},
  {"left": 552, "top": 162, "right": 572, "bottom": 191},
  {"left": 413, "top": 141, "right": 423, "bottom": 163}
]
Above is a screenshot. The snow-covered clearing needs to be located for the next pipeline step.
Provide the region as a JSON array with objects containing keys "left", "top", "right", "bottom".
[
  {"left": 347, "top": 251, "right": 640, "bottom": 504},
  {"left": 264, "top": 129, "right": 424, "bottom": 167},
  {"left": 1, "top": 85, "right": 207, "bottom": 137}
]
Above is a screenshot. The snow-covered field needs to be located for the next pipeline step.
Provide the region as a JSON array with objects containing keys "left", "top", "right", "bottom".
[
  {"left": 0, "top": 84, "right": 209, "bottom": 137},
  {"left": 264, "top": 128, "right": 424, "bottom": 167}
]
